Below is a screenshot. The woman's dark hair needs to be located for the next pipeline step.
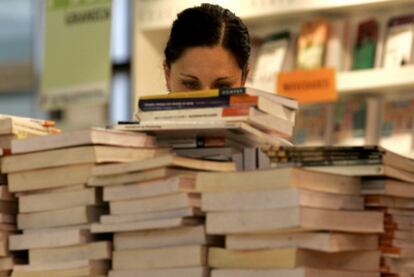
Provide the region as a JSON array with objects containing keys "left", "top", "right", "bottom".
[{"left": 164, "top": 3, "right": 251, "bottom": 79}]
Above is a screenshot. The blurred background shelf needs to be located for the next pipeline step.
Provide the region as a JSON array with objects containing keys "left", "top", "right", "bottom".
[{"left": 337, "top": 66, "right": 414, "bottom": 94}]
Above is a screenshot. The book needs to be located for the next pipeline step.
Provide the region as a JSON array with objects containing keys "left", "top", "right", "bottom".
[
  {"left": 195, "top": 167, "right": 361, "bottom": 195},
  {"left": 8, "top": 164, "right": 94, "bottom": 192},
  {"left": 88, "top": 168, "right": 196, "bottom": 187},
  {"left": 17, "top": 205, "right": 106, "bottom": 230},
  {"left": 225, "top": 232, "right": 378, "bottom": 252},
  {"left": 209, "top": 247, "right": 380, "bottom": 271},
  {"left": 211, "top": 268, "right": 380, "bottom": 277},
  {"left": 9, "top": 229, "right": 91, "bottom": 250},
  {"left": 18, "top": 187, "right": 101, "bottom": 213},
  {"left": 157, "top": 136, "right": 242, "bottom": 149},
  {"left": 201, "top": 187, "right": 364, "bottom": 212},
  {"left": 175, "top": 147, "right": 240, "bottom": 161},
  {"left": 109, "top": 267, "right": 208, "bottom": 277},
  {"left": 112, "top": 245, "right": 207, "bottom": 270},
  {"left": 251, "top": 31, "right": 291, "bottom": 92},
  {"left": 103, "top": 175, "right": 195, "bottom": 201},
  {"left": 92, "top": 154, "right": 236, "bottom": 177},
  {"left": 138, "top": 87, "right": 298, "bottom": 111},
  {"left": 114, "top": 225, "right": 221, "bottom": 250},
  {"left": 100, "top": 207, "right": 201, "bottom": 224},
  {"left": 326, "top": 19, "right": 350, "bottom": 71},
  {"left": 0, "top": 114, "right": 54, "bottom": 128},
  {"left": 0, "top": 116, "right": 58, "bottom": 137},
  {"left": 361, "top": 178, "right": 414, "bottom": 197},
  {"left": 206, "top": 207, "right": 383, "bottom": 234},
  {"left": 136, "top": 106, "right": 295, "bottom": 131},
  {"left": 11, "top": 128, "right": 155, "bottom": 154},
  {"left": 310, "top": 164, "right": 414, "bottom": 183},
  {"left": 28, "top": 241, "right": 111, "bottom": 265},
  {"left": 109, "top": 192, "right": 200, "bottom": 215},
  {"left": 114, "top": 121, "right": 293, "bottom": 148},
  {"left": 12, "top": 260, "right": 109, "bottom": 277},
  {"left": 383, "top": 15, "right": 414, "bottom": 67},
  {"left": 365, "top": 195, "right": 414, "bottom": 209},
  {"left": 296, "top": 19, "right": 329, "bottom": 70},
  {"left": 91, "top": 217, "right": 202, "bottom": 234},
  {"left": 352, "top": 19, "right": 378, "bottom": 70},
  {"left": 1, "top": 146, "right": 168, "bottom": 173}
]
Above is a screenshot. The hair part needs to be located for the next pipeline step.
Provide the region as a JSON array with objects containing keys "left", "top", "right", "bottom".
[{"left": 164, "top": 3, "right": 251, "bottom": 79}]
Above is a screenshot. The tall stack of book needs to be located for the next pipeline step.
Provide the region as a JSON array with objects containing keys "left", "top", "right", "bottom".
[
  {"left": 116, "top": 87, "right": 297, "bottom": 170},
  {"left": 0, "top": 128, "right": 161, "bottom": 276},
  {"left": 360, "top": 152, "right": 414, "bottom": 276},
  {"left": 89, "top": 154, "right": 235, "bottom": 276},
  {"left": 0, "top": 114, "right": 60, "bottom": 275},
  {"left": 263, "top": 145, "right": 414, "bottom": 276},
  {"left": 196, "top": 168, "right": 383, "bottom": 277},
  {"left": 0, "top": 151, "right": 19, "bottom": 275}
]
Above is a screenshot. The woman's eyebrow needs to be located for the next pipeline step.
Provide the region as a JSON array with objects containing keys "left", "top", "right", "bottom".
[
  {"left": 179, "top": 73, "right": 199, "bottom": 80},
  {"left": 215, "top": 76, "right": 235, "bottom": 81}
]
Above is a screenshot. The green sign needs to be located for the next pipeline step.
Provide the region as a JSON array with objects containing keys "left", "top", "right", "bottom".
[{"left": 40, "top": 0, "right": 112, "bottom": 109}]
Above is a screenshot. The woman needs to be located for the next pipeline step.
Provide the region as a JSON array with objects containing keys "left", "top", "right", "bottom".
[{"left": 163, "top": 3, "right": 251, "bottom": 92}]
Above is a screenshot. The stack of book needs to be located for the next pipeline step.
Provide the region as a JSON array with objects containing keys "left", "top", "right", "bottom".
[
  {"left": 360, "top": 152, "right": 414, "bottom": 276},
  {"left": 89, "top": 154, "right": 235, "bottom": 276},
  {"left": 0, "top": 151, "right": 19, "bottom": 275},
  {"left": 1, "top": 128, "right": 160, "bottom": 276},
  {"left": 116, "top": 87, "right": 297, "bottom": 169},
  {"left": 263, "top": 145, "right": 414, "bottom": 276},
  {"left": 0, "top": 114, "right": 60, "bottom": 275},
  {"left": 196, "top": 167, "right": 384, "bottom": 277},
  {"left": 0, "top": 115, "right": 59, "bottom": 152},
  {"left": 262, "top": 145, "right": 383, "bottom": 167}
]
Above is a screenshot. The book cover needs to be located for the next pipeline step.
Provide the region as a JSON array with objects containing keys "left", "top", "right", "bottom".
[
  {"left": 296, "top": 19, "right": 329, "bottom": 70},
  {"left": 383, "top": 15, "right": 414, "bottom": 67},
  {"left": 352, "top": 19, "right": 378, "bottom": 70},
  {"left": 252, "top": 31, "right": 290, "bottom": 92}
]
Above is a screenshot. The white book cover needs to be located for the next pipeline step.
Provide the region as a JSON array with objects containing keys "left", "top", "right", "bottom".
[
  {"left": 383, "top": 16, "right": 414, "bottom": 67},
  {"left": 252, "top": 34, "right": 290, "bottom": 93},
  {"left": 326, "top": 19, "right": 350, "bottom": 71}
]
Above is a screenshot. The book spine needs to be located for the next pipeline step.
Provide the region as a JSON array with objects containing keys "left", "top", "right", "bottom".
[
  {"left": 138, "top": 94, "right": 256, "bottom": 112},
  {"left": 140, "top": 87, "right": 247, "bottom": 101},
  {"left": 139, "top": 97, "right": 230, "bottom": 111},
  {"left": 138, "top": 106, "right": 251, "bottom": 122}
]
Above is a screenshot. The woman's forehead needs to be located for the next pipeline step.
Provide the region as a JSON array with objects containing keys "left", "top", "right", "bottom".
[{"left": 171, "top": 46, "right": 242, "bottom": 76}]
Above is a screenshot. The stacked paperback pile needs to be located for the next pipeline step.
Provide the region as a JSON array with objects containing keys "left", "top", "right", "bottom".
[
  {"left": 196, "top": 167, "right": 384, "bottom": 277},
  {"left": 117, "top": 87, "right": 297, "bottom": 168},
  {"left": 263, "top": 145, "right": 414, "bottom": 276},
  {"left": 0, "top": 114, "right": 59, "bottom": 275},
  {"left": 89, "top": 154, "right": 235, "bottom": 276},
  {"left": 0, "top": 114, "right": 59, "bottom": 152},
  {"left": 360, "top": 152, "right": 414, "bottom": 276},
  {"left": 0, "top": 128, "right": 161, "bottom": 276},
  {"left": 0, "top": 151, "right": 19, "bottom": 276}
]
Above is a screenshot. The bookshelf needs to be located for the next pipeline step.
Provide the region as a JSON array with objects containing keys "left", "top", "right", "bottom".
[
  {"left": 133, "top": 0, "right": 414, "bottom": 99},
  {"left": 337, "top": 66, "right": 414, "bottom": 94},
  {"left": 132, "top": 0, "right": 414, "bottom": 155}
]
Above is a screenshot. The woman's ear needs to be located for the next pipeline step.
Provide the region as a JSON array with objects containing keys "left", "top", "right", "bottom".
[
  {"left": 241, "top": 64, "right": 251, "bottom": 86},
  {"left": 163, "top": 62, "right": 172, "bottom": 92}
]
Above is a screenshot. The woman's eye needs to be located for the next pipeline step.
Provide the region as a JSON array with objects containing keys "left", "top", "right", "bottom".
[
  {"left": 214, "top": 83, "right": 231, "bottom": 89},
  {"left": 182, "top": 80, "right": 200, "bottom": 90}
]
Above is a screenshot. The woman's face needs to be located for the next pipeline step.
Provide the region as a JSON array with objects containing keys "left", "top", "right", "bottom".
[{"left": 164, "top": 46, "right": 247, "bottom": 92}]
